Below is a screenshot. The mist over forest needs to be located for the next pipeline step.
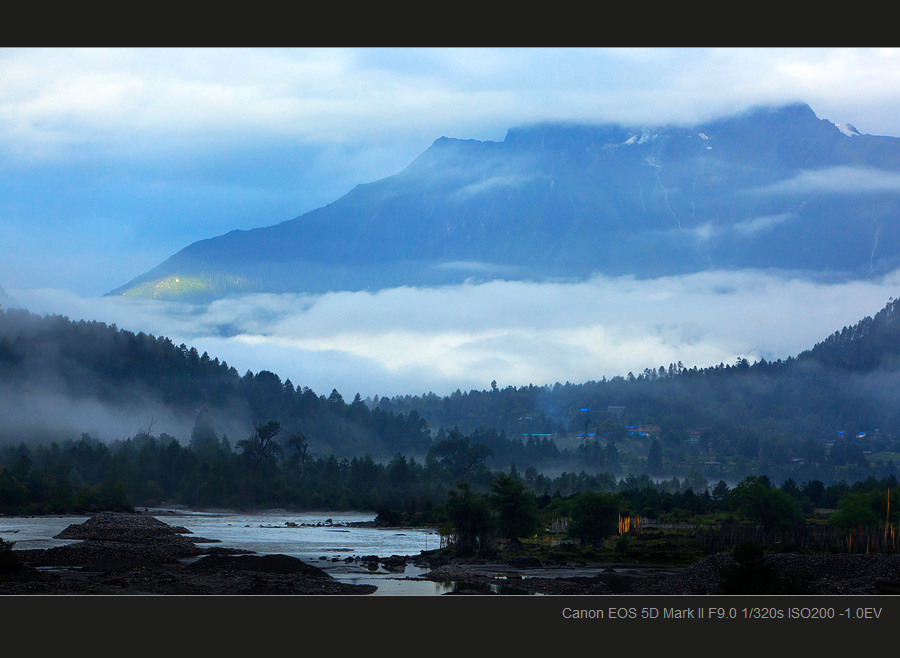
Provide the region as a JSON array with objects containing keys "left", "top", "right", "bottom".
[{"left": 4, "top": 292, "right": 900, "bottom": 498}]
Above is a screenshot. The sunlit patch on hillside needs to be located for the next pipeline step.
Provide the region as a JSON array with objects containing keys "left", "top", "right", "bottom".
[
  {"left": 118, "top": 274, "right": 253, "bottom": 301},
  {"left": 120, "top": 275, "right": 212, "bottom": 300}
]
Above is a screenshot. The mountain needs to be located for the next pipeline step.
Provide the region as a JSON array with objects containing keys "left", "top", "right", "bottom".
[{"left": 110, "top": 102, "right": 900, "bottom": 301}]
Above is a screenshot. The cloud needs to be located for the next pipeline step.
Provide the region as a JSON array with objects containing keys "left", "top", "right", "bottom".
[
  {"left": 5, "top": 49, "right": 900, "bottom": 165},
  {"left": 757, "top": 166, "right": 900, "bottom": 197},
  {"left": 14, "top": 268, "right": 900, "bottom": 399},
  {"left": 731, "top": 213, "right": 792, "bottom": 236},
  {"left": 452, "top": 174, "right": 534, "bottom": 202},
  {"left": 0, "top": 385, "right": 193, "bottom": 445},
  {"left": 4, "top": 48, "right": 900, "bottom": 299}
]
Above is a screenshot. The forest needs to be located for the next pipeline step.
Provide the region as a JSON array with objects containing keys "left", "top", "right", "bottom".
[{"left": 3, "top": 297, "right": 900, "bottom": 537}]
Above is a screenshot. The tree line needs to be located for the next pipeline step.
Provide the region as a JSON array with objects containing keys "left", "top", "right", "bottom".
[{"left": 3, "top": 421, "right": 897, "bottom": 557}]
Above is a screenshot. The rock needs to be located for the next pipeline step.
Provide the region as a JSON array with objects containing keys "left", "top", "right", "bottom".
[
  {"left": 185, "top": 554, "right": 329, "bottom": 577},
  {"left": 382, "top": 555, "right": 407, "bottom": 568}
]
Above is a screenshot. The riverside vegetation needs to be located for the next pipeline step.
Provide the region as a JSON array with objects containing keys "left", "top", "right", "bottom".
[{"left": 4, "top": 423, "right": 900, "bottom": 595}]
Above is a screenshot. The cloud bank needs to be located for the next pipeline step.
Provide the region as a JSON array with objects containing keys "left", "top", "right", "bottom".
[
  {"left": 3, "top": 48, "right": 900, "bottom": 297},
  {"left": 13, "top": 268, "right": 900, "bottom": 400}
]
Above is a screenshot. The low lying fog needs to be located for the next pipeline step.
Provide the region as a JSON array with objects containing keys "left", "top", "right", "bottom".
[
  {"left": 0, "top": 386, "right": 194, "bottom": 446},
  {"left": 12, "top": 268, "right": 900, "bottom": 405}
]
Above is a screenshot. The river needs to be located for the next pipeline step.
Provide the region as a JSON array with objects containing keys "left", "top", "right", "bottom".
[{"left": 0, "top": 508, "right": 512, "bottom": 595}]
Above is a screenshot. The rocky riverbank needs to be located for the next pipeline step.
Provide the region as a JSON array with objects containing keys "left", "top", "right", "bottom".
[
  {"left": 416, "top": 551, "right": 900, "bottom": 595},
  {"left": 7, "top": 512, "right": 900, "bottom": 595},
  {"left": 1, "top": 512, "right": 376, "bottom": 595}
]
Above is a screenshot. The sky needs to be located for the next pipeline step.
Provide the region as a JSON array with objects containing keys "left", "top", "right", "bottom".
[{"left": 4, "top": 47, "right": 900, "bottom": 400}]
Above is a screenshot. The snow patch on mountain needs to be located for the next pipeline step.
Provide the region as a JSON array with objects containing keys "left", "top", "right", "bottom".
[{"left": 624, "top": 129, "right": 658, "bottom": 146}]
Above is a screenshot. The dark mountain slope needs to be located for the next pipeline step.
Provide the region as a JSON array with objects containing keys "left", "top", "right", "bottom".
[
  {"left": 797, "top": 296, "right": 900, "bottom": 371},
  {"left": 0, "top": 307, "right": 431, "bottom": 459}
]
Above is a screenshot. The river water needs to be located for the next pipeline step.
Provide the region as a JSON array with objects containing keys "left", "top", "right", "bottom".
[{"left": 0, "top": 508, "right": 500, "bottom": 595}]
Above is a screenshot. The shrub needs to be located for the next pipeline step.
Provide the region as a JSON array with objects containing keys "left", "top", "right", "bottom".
[
  {"left": 0, "top": 536, "right": 20, "bottom": 574},
  {"left": 718, "top": 542, "right": 814, "bottom": 594},
  {"left": 718, "top": 542, "right": 779, "bottom": 594}
]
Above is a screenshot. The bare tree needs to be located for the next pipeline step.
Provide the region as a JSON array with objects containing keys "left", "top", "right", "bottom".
[
  {"left": 287, "top": 429, "right": 310, "bottom": 476},
  {"left": 237, "top": 421, "right": 283, "bottom": 465}
]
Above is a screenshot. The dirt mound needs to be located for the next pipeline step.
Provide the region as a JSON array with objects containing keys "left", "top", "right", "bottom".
[
  {"left": 185, "top": 553, "right": 330, "bottom": 577},
  {"left": 55, "top": 512, "right": 194, "bottom": 541}
]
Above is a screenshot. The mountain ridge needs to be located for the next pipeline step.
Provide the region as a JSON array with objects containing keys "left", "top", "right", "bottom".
[{"left": 109, "top": 102, "right": 900, "bottom": 301}]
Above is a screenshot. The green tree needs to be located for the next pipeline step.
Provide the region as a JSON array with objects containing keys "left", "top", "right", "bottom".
[
  {"left": 444, "top": 482, "right": 493, "bottom": 551},
  {"left": 827, "top": 489, "right": 896, "bottom": 531},
  {"left": 731, "top": 475, "right": 802, "bottom": 532},
  {"left": 711, "top": 480, "right": 730, "bottom": 502},
  {"left": 428, "top": 429, "right": 493, "bottom": 480},
  {"left": 98, "top": 468, "right": 133, "bottom": 512},
  {"left": 189, "top": 410, "right": 220, "bottom": 458},
  {"left": 286, "top": 429, "right": 310, "bottom": 477},
  {"left": 568, "top": 490, "right": 623, "bottom": 547},
  {"left": 801, "top": 479, "right": 825, "bottom": 507},
  {"left": 647, "top": 438, "right": 663, "bottom": 475},
  {"left": 388, "top": 453, "right": 415, "bottom": 491},
  {"left": 489, "top": 474, "right": 539, "bottom": 545},
  {"left": 604, "top": 442, "right": 619, "bottom": 465}
]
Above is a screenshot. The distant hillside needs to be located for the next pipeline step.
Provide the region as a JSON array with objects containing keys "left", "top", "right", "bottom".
[
  {"left": 380, "top": 296, "right": 900, "bottom": 481},
  {"left": 797, "top": 296, "right": 900, "bottom": 370},
  {"left": 0, "top": 307, "right": 431, "bottom": 459},
  {"left": 110, "top": 103, "right": 900, "bottom": 301}
]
